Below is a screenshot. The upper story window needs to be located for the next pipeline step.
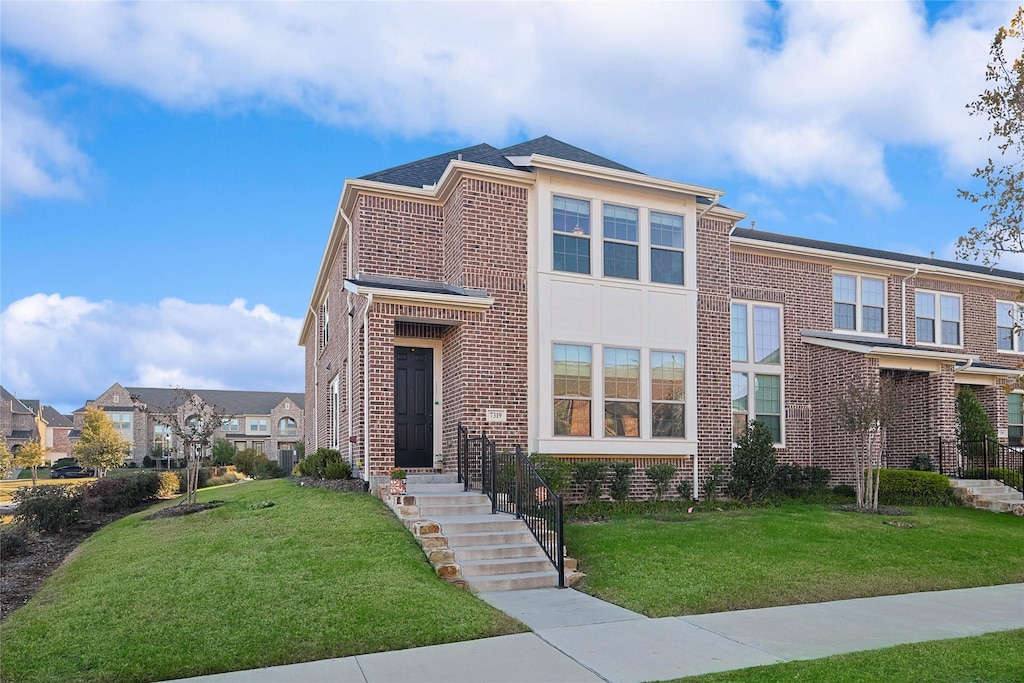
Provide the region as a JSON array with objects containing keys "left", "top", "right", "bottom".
[
  {"left": 833, "top": 274, "right": 886, "bottom": 334},
  {"left": 651, "top": 351, "right": 686, "bottom": 438},
  {"left": 732, "top": 303, "right": 781, "bottom": 364},
  {"left": 553, "top": 196, "right": 591, "bottom": 274},
  {"left": 996, "top": 301, "right": 1023, "bottom": 352},
  {"left": 604, "top": 347, "right": 640, "bottom": 437},
  {"left": 221, "top": 418, "right": 239, "bottom": 431},
  {"left": 110, "top": 412, "right": 132, "bottom": 435},
  {"left": 916, "top": 291, "right": 961, "bottom": 346},
  {"left": 603, "top": 204, "right": 639, "bottom": 280},
  {"left": 320, "top": 297, "right": 330, "bottom": 350},
  {"left": 250, "top": 418, "right": 268, "bottom": 432},
  {"left": 553, "top": 344, "right": 592, "bottom": 436},
  {"left": 279, "top": 417, "right": 297, "bottom": 436},
  {"left": 650, "top": 211, "right": 684, "bottom": 285}
]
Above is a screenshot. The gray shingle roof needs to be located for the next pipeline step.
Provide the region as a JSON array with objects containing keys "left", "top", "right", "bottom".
[
  {"left": 348, "top": 273, "right": 488, "bottom": 298},
  {"left": 41, "top": 406, "right": 75, "bottom": 428},
  {"left": 733, "top": 228, "right": 1024, "bottom": 281},
  {"left": 126, "top": 388, "right": 304, "bottom": 415},
  {"left": 1, "top": 386, "right": 33, "bottom": 414},
  {"left": 360, "top": 136, "right": 639, "bottom": 189}
]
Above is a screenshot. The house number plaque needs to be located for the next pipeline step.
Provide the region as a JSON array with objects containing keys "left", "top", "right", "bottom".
[{"left": 486, "top": 409, "right": 507, "bottom": 422}]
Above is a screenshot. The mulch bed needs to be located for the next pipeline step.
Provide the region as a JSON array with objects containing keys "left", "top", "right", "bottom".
[{"left": 0, "top": 477, "right": 367, "bottom": 624}]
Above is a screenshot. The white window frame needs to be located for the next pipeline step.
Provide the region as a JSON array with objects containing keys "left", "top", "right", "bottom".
[
  {"left": 996, "top": 300, "right": 1024, "bottom": 353},
  {"left": 731, "top": 301, "right": 785, "bottom": 445},
  {"left": 552, "top": 195, "right": 592, "bottom": 275},
  {"left": 553, "top": 343, "right": 593, "bottom": 437},
  {"left": 221, "top": 418, "right": 239, "bottom": 432},
  {"left": 249, "top": 418, "right": 268, "bottom": 432},
  {"left": 649, "top": 210, "right": 685, "bottom": 286},
  {"left": 602, "top": 204, "right": 639, "bottom": 281},
  {"left": 330, "top": 376, "right": 340, "bottom": 449},
  {"left": 603, "top": 347, "right": 641, "bottom": 438},
  {"left": 1008, "top": 393, "right": 1023, "bottom": 447},
  {"left": 833, "top": 273, "right": 887, "bottom": 335},
  {"left": 915, "top": 290, "right": 962, "bottom": 348},
  {"left": 650, "top": 350, "right": 686, "bottom": 439}
]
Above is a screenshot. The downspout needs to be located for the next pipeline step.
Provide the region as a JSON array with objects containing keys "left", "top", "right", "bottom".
[
  {"left": 900, "top": 268, "right": 920, "bottom": 346},
  {"left": 362, "top": 292, "right": 374, "bottom": 482},
  {"left": 338, "top": 207, "right": 356, "bottom": 471},
  {"left": 308, "top": 305, "right": 319, "bottom": 450},
  {"left": 696, "top": 193, "right": 721, "bottom": 221}
]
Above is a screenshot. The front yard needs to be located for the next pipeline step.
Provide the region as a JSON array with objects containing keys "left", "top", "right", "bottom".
[
  {"left": 0, "top": 479, "right": 523, "bottom": 683},
  {"left": 567, "top": 504, "right": 1024, "bottom": 617}
]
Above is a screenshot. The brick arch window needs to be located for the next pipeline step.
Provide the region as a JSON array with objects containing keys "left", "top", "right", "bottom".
[{"left": 279, "top": 417, "right": 297, "bottom": 437}]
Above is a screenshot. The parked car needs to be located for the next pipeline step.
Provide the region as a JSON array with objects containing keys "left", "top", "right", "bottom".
[{"left": 50, "top": 465, "right": 94, "bottom": 479}]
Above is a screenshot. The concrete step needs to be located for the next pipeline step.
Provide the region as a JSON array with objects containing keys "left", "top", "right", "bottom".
[
  {"left": 459, "top": 556, "right": 556, "bottom": 577},
  {"left": 464, "top": 570, "right": 559, "bottom": 593},
  {"left": 453, "top": 543, "right": 547, "bottom": 561},
  {"left": 406, "top": 482, "right": 466, "bottom": 494},
  {"left": 407, "top": 493, "right": 490, "bottom": 506},
  {"left": 419, "top": 503, "right": 494, "bottom": 516},
  {"left": 430, "top": 515, "right": 528, "bottom": 534},
  {"left": 446, "top": 530, "right": 537, "bottom": 547},
  {"left": 406, "top": 473, "right": 458, "bottom": 484}
]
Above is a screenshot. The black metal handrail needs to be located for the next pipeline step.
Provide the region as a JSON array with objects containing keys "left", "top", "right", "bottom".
[
  {"left": 479, "top": 432, "right": 564, "bottom": 588},
  {"left": 457, "top": 423, "right": 470, "bottom": 492},
  {"left": 957, "top": 438, "right": 1024, "bottom": 494}
]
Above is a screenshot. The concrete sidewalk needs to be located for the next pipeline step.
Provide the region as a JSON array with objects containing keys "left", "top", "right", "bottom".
[{"left": 167, "top": 583, "right": 1024, "bottom": 683}]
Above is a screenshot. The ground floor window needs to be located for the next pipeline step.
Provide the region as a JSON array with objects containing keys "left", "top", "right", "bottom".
[
  {"left": 554, "top": 344, "right": 593, "bottom": 436},
  {"left": 651, "top": 351, "right": 685, "bottom": 437},
  {"left": 1009, "top": 393, "right": 1023, "bottom": 446},
  {"left": 732, "top": 371, "right": 783, "bottom": 443}
]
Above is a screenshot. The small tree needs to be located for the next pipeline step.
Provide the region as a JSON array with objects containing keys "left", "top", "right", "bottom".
[
  {"left": 728, "top": 420, "right": 779, "bottom": 502},
  {"left": 211, "top": 438, "right": 235, "bottom": 466},
  {"left": 645, "top": 462, "right": 677, "bottom": 501},
  {"left": 135, "top": 389, "right": 227, "bottom": 505},
  {"left": 573, "top": 460, "right": 609, "bottom": 503},
  {"left": 0, "top": 436, "right": 13, "bottom": 479},
  {"left": 14, "top": 439, "right": 48, "bottom": 485},
  {"left": 74, "top": 407, "right": 130, "bottom": 477},
  {"left": 609, "top": 461, "right": 633, "bottom": 503},
  {"left": 836, "top": 374, "right": 908, "bottom": 510},
  {"left": 955, "top": 387, "right": 997, "bottom": 443}
]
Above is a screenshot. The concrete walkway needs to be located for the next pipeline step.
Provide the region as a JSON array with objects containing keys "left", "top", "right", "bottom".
[{"left": 166, "top": 583, "right": 1024, "bottom": 683}]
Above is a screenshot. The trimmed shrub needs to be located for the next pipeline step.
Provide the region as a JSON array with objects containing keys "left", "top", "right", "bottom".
[
  {"left": 728, "top": 420, "right": 778, "bottom": 502},
  {"left": 956, "top": 388, "right": 996, "bottom": 442},
  {"left": 676, "top": 478, "right": 694, "bottom": 501},
  {"left": 142, "top": 455, "right": 155, "bottom": 469},
  {"left": 12, "top": 484, "right": 83, "bottom": 534},
  {"left": 910, "top": 454, "right": 934, "bottom": 471},
  {"left": 833, "top": 484, "right": 856, "bottom": 498},
  {"left": 295, "top": 448, "right": 343, "bottom": 478},
  {"left": 0, "top": 524, "right": 30, "bottom": 558},
  {"left": 157, "top": 471, "right": 180, "bottom": 498},
  {"left": 324, "top": 459, "right": 353, "bottom": 480},
  {"left": 775, "top": 464, "right": 831, "bottom": 498},
  {"left": 878, "top": 469, "right": 958, "bottom": 506},
  {"left": 573, "top": 460, "right": 609, "bottom": 503},
  {"left": 175, "top": 467, "right": 213, "bottom": 494},
  {"left": 609, "top": 461, "right": 633, "bottom": 503},
  {"left": 82, "top": 478, "right": 126, "bottom": 513},
  {"left": 253, "top": 460, "right": 286, "bottom": 480},
  {"left": 701, "top": 462, "right": 726, "bottom": 503},
  {"left": 528, "top": 453, "right": 573, "bottom": 494},
  {"left": 233, "top": 449, "right": 263, "bottom": 477},
  {"left": 645, "top": 462, "right": 677, "bottom": 501},
  {"left": 962, "top": 467, "right": 1023, "bottom": 491}
]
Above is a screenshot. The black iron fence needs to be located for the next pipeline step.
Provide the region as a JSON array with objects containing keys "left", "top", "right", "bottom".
[
  {"left": 467, "top": 428, "right": 564, "bottom": 588},
  {"left": 457, "top": 424, "right": 470, "bottom": 492},
  {"left": 954, "top": 438, "right": 1024, "bottom": 493}
]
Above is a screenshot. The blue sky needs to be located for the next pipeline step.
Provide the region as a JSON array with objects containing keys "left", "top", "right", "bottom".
[{"left": 2, "top": 1, "right": 1022, "bottom": 414}]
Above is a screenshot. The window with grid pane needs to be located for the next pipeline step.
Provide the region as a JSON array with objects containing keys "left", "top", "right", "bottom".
[
  {"left": 650, "top": 211, "right": 683, "bottom": 285},
  {"left": 997, "top": 301, "right": 1024, "bottom": 352},
  {"left": 1009, "top": 394, "right": 1023, "bottom": 446},
  {"left": 833, "top": 274, "right": 885, "bottom": 333},
  {"left": 731, "top": 372, "right": 749, "bottom": 442},
  {"left": 554, "top": 344, "right": 592, "bottom": 436},
  {"left": 604, "top": 348, "right": 640, "bottom": 437},
  {"left": 754, "top": 374, "right": 782, "bottom": 443},
  {"left": 603, "top": 204, "right": 638, "bottom": 280},
  {"left": 651, "top": 351, "right": 685, "bottom": 438},
  {"left": 731, "top": 301, "right": 784, "bottom": 445},
  {"left": 553, "top": 196, "right": 591, "bottom": 274},
  {"left": 916, "top": 291, "right": 961, "bottom": 347},
  {"left": 731, "top": 303, "right": 748, "bottom": 361}
]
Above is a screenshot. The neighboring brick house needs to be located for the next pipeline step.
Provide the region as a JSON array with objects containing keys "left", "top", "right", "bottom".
[
  {"left": 40, "top": 405, "right": 75, "bottom": 463},
  {"left": 76, "top": 384, "right": 305, "bottom": 469},
  {"left": 1, "top": 386, "right": 76, "bottom": 464},
  {"left": 301, "top": 136, "right": 1024, "bottom": 493}
]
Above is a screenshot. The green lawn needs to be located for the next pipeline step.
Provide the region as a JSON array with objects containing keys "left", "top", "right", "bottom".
[
  {"left": 671, "top": 629, "right": 1024, "bottom": 682},
  {"left": 0, "top": 480, "right": 524, "bottom": 683},
  {"left": 567, "top": 504, "right": 1024, "bottom": 617}
]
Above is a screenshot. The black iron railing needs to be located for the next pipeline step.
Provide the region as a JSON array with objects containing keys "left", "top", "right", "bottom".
[
  {"left": 457, "top": 423, "right": 470, "bottom": 492},
  {"left": 479, "top": 432, "right": 565, "bottom": 588},
  {"left": 956, "top": 438, "right": 1024, "bottom": 494}
]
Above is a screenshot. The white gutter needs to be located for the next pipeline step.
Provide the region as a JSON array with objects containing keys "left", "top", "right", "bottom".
[
  {"left": 362, "top": 292, "right": 374, "bottom": 481},
  {"left": 900, "top": 268, "right": 920, "bottom": 346},
  {"left": 308, "top": 305, "right": 319, "bottom": 451},
  {"left": 953, "top": 357, "right": 974, "bottom": 374},
  {"left": 696, "top": 193, "right": 722, "bottom": 221}
]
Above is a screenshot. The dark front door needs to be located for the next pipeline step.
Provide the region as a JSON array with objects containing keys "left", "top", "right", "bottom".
[{"left": 394, "top": 346, "right": 433, "bottom": 468}]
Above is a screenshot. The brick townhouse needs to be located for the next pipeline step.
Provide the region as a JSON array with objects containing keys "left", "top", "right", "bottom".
[
  {"left": 78, "top": 383, "right": 305, "bottom": 470},
  {"left": 1, "top": 385, "right": 76, "bottom": 464},
  {"left": 300, "top": 136, "right": 1024, "bottom": 493}
]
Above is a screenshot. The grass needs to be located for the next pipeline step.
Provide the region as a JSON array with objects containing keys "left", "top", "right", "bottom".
[
  {"left": 670, "top": 629, "right": 1024, "bottom": 682},
  {"left": 0, "top": 479, "right": 524, "bottom": 683},
  {"left": 567, "top": 504, "right": 1024, "bottom": 617},
  {"left": 0, "top": 478, "right": 95, "bottom": 505}
]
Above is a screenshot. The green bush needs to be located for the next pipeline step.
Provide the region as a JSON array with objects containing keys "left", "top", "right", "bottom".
[
  {"left": 609, "top": 461, "right": 633, "bottom": 503},
  {"left": 910, "top": 454, "right": 934, "bottom": 471},
  {"left": 175, "top": 467, "right": 214, "bottom": 494},
  {"left": 728, "top": 420, "right": 778, "bottom": 502},
  {"left": 52, "top": 457, "right": 77, "bottom": 469},
  {"left": 0, "top": 524, "right": 30, "bottom": 558},
  {"left": 156, "top": 471, "right": 180, "bottom": 498},
  {"left": 295, "top": 448, "right": 345, "bottom": 478},
  {"left": 142, "top": 455, "right": 155, "bottom": 469},
  {"left": 701, "top": 462, "right": 726, "bottom": 503},
  {"left": 12, "top": 484, "right": 83, "bottom": 534},
  {"left": 573, "top": 460, "right": 609, "bottom": 503},
  {"left": 528, "top": 453, "right": 573, "bottom": 494},
  {"left": 833, "top": 484, "right": 856, "bottom": 498},
  {"left": 962, "top": 467, "right": 1023, "bottom": 490},
  {"left": 212, "top": 439, "right": 236, "bottom": 466},
  {"left": 108, "top": 471, "right": 161, "bottom": 508},
  {"left": 324, "top": 459, "right": 353, "bottom": 480},
  {"left": 253, "top": 460, "right": 286, "bottom": 480},
  {"left": 775, "top": 464, "right": 832, "bottom": 498},
  {"left": 645, "top": 462, "right": 677, "bottom": 501},
  {"left": 676, "top": 478, "right": 694, "bottom": 501},
  {"left": 956, "top": 388, "right": 996, "bottom": 442},
  {"left": 233, "top": 449, "right": 263, "bottom": 477},
  {"left": 878, "top": 469, "right": 958, "bottom": 506}
]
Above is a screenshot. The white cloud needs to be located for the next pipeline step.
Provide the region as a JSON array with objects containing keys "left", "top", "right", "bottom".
[
  {"left": 0, "top": 294, "right": 304, "bottom": 413},
  {"left": 0, "top": 66, "right": 92, "bottom": 208},
  {"left": 0, "top": 1, "right": 1016, "bottom": 206}
]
